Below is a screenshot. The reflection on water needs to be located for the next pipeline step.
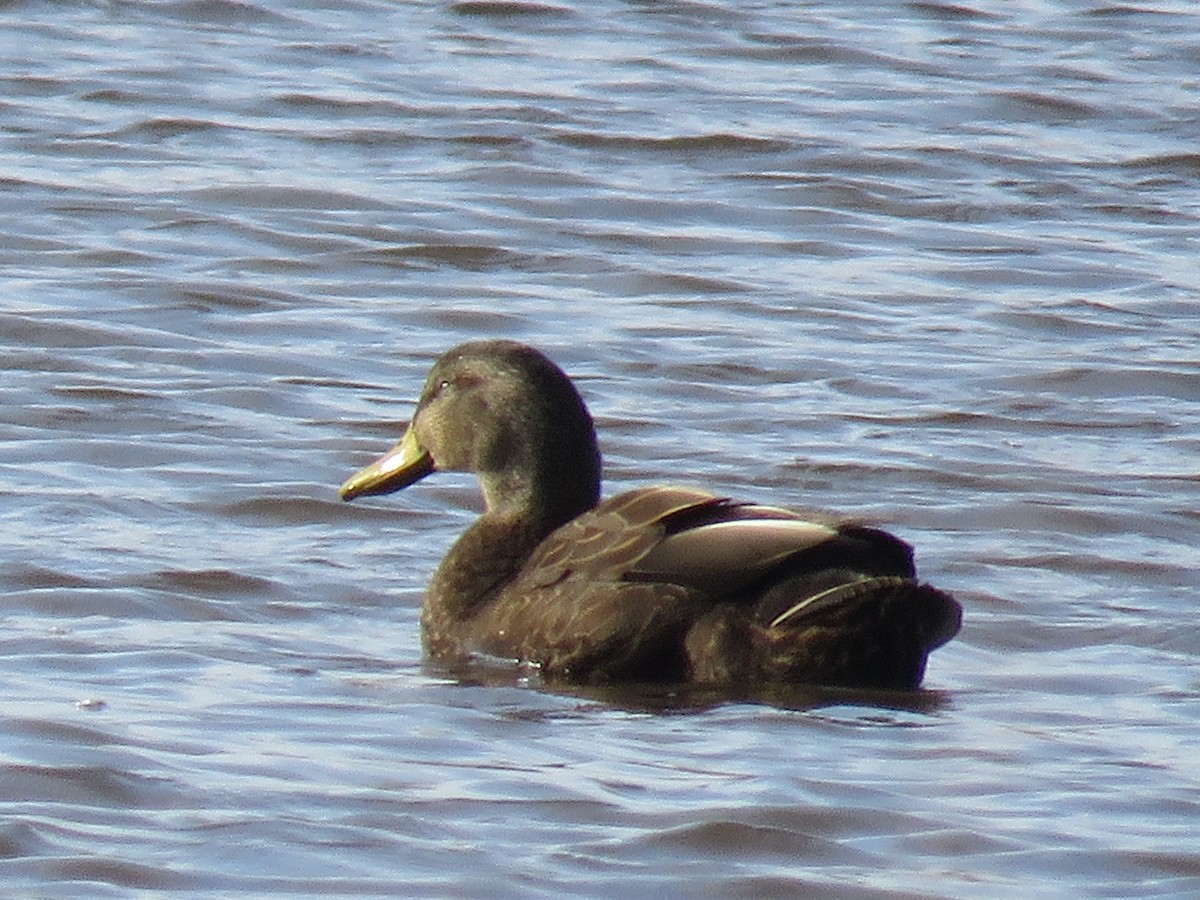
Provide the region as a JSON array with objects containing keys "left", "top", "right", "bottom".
[
  {"left": 430, "top": 657, "right": 957, "bottom": 718},
  {"left": 2, "top": 0, "right": 1199, "bottom": 896}
]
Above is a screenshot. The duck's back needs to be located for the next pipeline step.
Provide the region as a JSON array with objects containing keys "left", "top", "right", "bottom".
[{"left": 467, "top": 487, "right": 960, "bottom": 687}]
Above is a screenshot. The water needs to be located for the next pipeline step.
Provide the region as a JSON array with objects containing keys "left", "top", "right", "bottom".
[{"left": 3, "top": 0, "right": 1199, "bottom": 896}]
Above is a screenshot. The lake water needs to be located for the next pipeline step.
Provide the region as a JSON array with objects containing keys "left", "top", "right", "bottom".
[{"left": 3, "top": 1, "right": 1198, "bottom": 896}]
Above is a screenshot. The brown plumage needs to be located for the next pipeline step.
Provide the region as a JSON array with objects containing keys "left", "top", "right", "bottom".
[{"left": 340, "top": 340, "right": 960, "bottom": 689}]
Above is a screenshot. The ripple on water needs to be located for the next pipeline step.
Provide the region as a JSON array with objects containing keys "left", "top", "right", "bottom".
[{"left": 2, "top": 0, "right": 1199, "bottom": 897}]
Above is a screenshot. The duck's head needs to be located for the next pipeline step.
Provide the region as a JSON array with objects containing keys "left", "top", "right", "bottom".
[{"left": 340, "top": 340, "right": 601, "bottom": 522}]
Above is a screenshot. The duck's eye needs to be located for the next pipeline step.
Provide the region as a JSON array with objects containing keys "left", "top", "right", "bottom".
[{"left": 428, "top": 377, "right": 452, "bottom": 399}]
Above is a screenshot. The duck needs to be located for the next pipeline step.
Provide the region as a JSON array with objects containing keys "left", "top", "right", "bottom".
[{"left": 340, "top": 340, "right": 960, "bottom": 690}]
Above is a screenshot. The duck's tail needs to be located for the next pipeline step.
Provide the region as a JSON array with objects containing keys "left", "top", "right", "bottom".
[{"left": 685, "top": 576, "right": 961, "bottom": 690}]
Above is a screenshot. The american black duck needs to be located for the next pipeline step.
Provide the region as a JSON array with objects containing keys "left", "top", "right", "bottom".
[{"left": 340, "top": 340, "right": 960, "bottom": 689}]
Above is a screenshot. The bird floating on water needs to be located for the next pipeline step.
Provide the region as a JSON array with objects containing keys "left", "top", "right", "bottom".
[{"left": 340, "top": 340, "right": 960, "bottom": 689}]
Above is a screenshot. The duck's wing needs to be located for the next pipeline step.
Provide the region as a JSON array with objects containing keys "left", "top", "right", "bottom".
[
  {"left": 630, "top": 495, "right": 917, "bottom": 593},
  {"left": 523, "top": 485, "right": 915, "bottom": 596},
  {"left": 630, "top": 508, "right": 844, "bottom": 595}
]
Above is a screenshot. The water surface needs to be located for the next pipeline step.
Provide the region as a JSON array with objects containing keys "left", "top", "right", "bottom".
[{"left": 2, "top": 1, "right": 1199, "bottom": 896}]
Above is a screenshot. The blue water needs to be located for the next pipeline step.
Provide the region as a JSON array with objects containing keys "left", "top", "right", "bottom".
[{"left": 2, "top": 1, "right": 1198, "bottom": 896}]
